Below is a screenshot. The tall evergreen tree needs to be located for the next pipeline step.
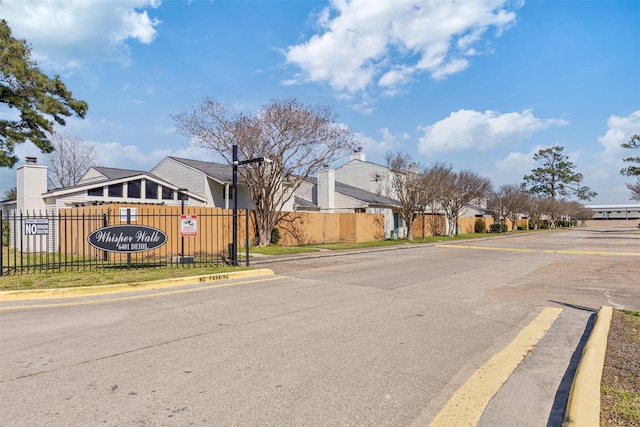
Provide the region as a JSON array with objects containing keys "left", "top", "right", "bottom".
[
  {"left": 522, "top": 146, "right": 596, "bottom": 201},
  {"left": 0, "top": 19, "right": 88, "bottom": 167},
  {"left": 620, "top": 134, "right": 640, "bottom": 200}
]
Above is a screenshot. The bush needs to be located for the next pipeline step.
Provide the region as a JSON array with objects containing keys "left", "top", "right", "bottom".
[
  {"left": 489, "top": 223, "right": 508, "bottom": 233},
  {"left": 517, "top": 224, "right": 526, "bottom": 231},
  {"left": 474, "top": 218, "right": 486, "bottom": 233},
  {"left": 270, "top": 228, "right": 281, "bottom": 245}
]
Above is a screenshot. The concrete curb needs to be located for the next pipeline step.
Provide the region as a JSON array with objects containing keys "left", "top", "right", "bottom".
[
  {"left": 563, "top": 305, "right": 613, "bottom": 427},
  {"left": 0, "top": 268, "right": 275, "bottom": 302}
]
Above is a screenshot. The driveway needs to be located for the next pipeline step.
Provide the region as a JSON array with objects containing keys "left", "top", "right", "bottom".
[{"left": 1, "top": 228, "right": 638, "bottom": 426}]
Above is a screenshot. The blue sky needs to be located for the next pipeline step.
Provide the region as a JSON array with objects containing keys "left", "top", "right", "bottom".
[{"left": 1, "top": 0, "right": 639, "bottom": 204}]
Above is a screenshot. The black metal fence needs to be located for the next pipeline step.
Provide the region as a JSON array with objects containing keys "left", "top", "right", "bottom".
[{"left": 1, "top": 207, "right": 249, "bottom": 276}]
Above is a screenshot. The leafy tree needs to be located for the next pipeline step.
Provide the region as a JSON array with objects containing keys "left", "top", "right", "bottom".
[
  {"left": 45, "top": 132, "right": 97, "bottom": 189},
  {"left": 620, "top": 134, "right": 640, "bottom": 200},
  {"left": 173, "top": 97, "right": 357, "bottom": 246},
  {"left": 382, "top": 151, "right": 431, "bottom": 240},
  {"left": 522, "top": 146, "right": 596, "bottom": 201},
  {"left": 0, "top": 19, "right": 88, "bottom": 168}
]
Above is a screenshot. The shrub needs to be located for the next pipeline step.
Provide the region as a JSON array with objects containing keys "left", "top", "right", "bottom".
[
  {"left": 270, "top": 227, "right": 281, "bottom": 245},
  {"left": 474, "top": 218, "right": 486, "bottom": 233},
  {"left": 489, "top": 223, "right": 508, "bottom": 233},
  {"left": 517, "top": 224, "right": 526, "bottom": 231}
]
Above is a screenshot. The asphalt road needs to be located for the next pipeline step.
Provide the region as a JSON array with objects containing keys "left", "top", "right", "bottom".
[{"left": 1, "top": 228, "right": 638, "bottom": 426}]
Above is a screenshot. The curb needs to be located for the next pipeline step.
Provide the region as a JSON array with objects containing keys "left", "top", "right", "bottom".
[
  {"left": 563, "top": 305, "right": 613, "bottom": 427},
  {"left": 0, "top": 268, "right": 275, "bottom": 302},
  {"left": 427, "top": 306, "right": 564, "bottom": 427}
]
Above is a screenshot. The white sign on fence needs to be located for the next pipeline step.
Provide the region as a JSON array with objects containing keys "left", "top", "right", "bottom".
[
  {"left": 24, "top": 218, "right": 49, "bottom": 235},
  {"left": 119, "top": 207, "right": 138, "bottom": 222}
]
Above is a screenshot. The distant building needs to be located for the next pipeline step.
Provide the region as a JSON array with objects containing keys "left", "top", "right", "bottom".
[{"left": 585, "top": 204, "right": 640, "bottom": 220}]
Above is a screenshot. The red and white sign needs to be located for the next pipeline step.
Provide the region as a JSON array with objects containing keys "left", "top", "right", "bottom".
[{"left": 180, "top": 214, "right": 197, "bottom": 236}]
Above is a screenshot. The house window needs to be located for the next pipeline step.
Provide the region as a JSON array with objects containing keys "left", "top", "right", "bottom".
[
  {"left": 128, "top": 180, "right": 141, "bottom": 198},
  {"left": 145, "top": 181, "right": 158, "bottom": 199},
  {"left": 88, "top": 187, "right": 103, "bottom": 197},
  {"left": 162, "top": 186, "right": 173, "bottom": 200},
  {"left": 108, "top": 183, "right": 123, "bottom": 197}
]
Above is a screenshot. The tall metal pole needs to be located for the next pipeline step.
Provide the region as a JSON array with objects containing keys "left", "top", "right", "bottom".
[
  {"left": 180, "top": 194, "right": 185, "bottom": 257},
  {"left": 232, "top": 144, "right": 238, "bottom": 266}
]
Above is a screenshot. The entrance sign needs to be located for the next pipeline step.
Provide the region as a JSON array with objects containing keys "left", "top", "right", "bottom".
[
  {"left": 24, "top": 218, "right": 49, "bottom": 235},
  {"left": 88, "top": 225, "right": 167, "bottom": 253},
  {"left": 180, "top": 214, "right": 197, "bottom": 236}
]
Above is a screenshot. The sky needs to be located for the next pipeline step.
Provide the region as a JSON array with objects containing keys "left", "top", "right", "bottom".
[{"left": 1, "top": 0, "right": 639, "bottom": 205}]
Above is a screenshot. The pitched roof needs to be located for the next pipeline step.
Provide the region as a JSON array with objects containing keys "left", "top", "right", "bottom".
[
  {"left": 92, "top": 166, "right": 148, "bottom": 181},
  {"left": 335, "top": 180, "right": 397, "bottom": 206},
  {"left": 303, "top": 177, "right": 397, "bottom": 207},
  {"left": 294, "top": 196, "right": 319, "bottom": 209},
  {"left": 166, "top": 157, "right": 234, "bottom": 183}
]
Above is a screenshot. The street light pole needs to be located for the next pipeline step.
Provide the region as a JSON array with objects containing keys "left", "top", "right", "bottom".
[
  {"left": 231, "top": 144, "right": 272, "bottom": 266},
  {"left": 232, "top": 145, "right": 238, "bottom": 266},
  {"left": 178, "top": 188, "right": 188, "bottom": 257}
]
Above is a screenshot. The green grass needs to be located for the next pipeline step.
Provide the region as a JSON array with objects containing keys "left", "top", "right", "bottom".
[
  {"left": 602, "top": 385, "right": 640, "bottom": 426},
  {"left": 0, "top": 264, "right": 243, "bottom": 291},
  {"left": 249, "top": 232, "right": 496, "bottom": 255}
]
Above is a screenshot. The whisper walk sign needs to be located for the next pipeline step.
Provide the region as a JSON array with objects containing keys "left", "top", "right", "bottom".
[{"left": 88, "top": 225, "right": 167, "bottom": 253}]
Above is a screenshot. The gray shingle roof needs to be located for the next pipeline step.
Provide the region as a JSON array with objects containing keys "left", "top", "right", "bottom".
[
  {"left": 93, "top": 166, "right": 147, "bottom": 180},
  {"left": 167, "top": 157, "right": 234, "bottom": 182},
  {"left": 335, "top": 180, "right": 397, "bottom": 206},
  {"left": 304, "top": 177, "right": 397, "bottom": 207}
]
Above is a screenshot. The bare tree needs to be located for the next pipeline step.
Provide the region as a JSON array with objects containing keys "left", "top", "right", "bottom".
[
  {"left": 173, "top": 97, "right": 357, "bottom": 246},
  {"left": 45, "top": 132, "right": 97, "bottom": 189},
  {"left": 382, "top": 152, "right": 434, "bottom": 240},
  {"left": 493, "top": 184, "right": 529, "bottom": 231},
  {"left": 541, "top": 197, "right": 563, "bottom": 229},
  {"left": 523, "top": 194, "right": 545, "bottom": 230},
  {"left": 564, "top": 200, "right": 593, "bottom": 227},
  {"left": 429, "top": 164, "right": 492, "bottom": 237}
]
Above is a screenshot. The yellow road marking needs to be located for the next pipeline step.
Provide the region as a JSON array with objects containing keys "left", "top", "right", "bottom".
[
  {"left": 0, "top": 276, "right": 285, "bottom": 311},
  {"left": 435, "top": 244, "right": 534, "bottom": 252},
  {"left": 436, "top": 244, "right": 640, "bottom": 256},
  {"left": 426, "top": 307, "right": 563, "bottom": 427},
  {"left": 541, "top": 249, "right": 640, "bottom": 256}
]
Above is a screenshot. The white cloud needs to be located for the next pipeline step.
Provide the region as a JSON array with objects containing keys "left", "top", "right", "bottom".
[
  {"left": 597, "top": 110, "right": 640, "bottom": 157},
  {"left": 417, "top": 109, "right": 568, "bottom": 154},
  {"left": 492, "top": 146, "right": 542, "bottom": 185},
  {"left": 286, "top": 0, "right": 521, "bottom": 97},
  {"left": 91, "top": 141, "right": 213, "bottom": 171},
  {"left": 355, "top": 128, "right": 409, "bottom": 156},
  {"left": 1, "top": 0, "right": 161, "bottom": 69},
  {"left": 587, "top": 110, "right": 640, "bottom": 196}
]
